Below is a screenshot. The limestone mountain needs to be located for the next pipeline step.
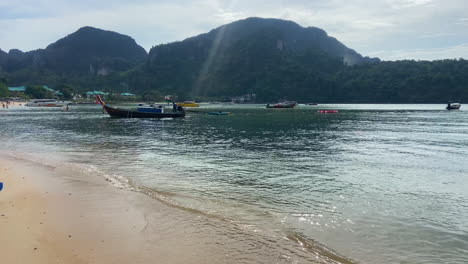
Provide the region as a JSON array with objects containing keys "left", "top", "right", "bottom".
[
  {"left": 0, "top": 49, "right": 8, "bottom": 71},
  {"left": 43, "top": 26, "right": 147, "bottom": 74},
  {"left": 1, "top": 26, "right": 147, "bottom": 75},
  {"left": 139, "top": 17, "right": 379, "bottom": 100}
]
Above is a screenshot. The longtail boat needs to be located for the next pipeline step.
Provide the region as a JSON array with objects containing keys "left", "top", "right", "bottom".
[
  {"left": 96, "top": 96, "right": 185, "bottom": 118},
  {"left": 266, "top": 101, "right": 297, "bottom": 108}
]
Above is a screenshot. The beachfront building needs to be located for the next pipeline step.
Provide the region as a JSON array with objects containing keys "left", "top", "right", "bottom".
[
  {"left": 86, "top": 91, "right": 108, "bottom": 99},
  {"left": 8, "top": 86, "right": 27, "bottom": 93},
  {"left": 42, "top": 86, "right": 64, "bottom": 97},
  {"left": 6, "top": 86, "right": 27, "bottom": 100},
  {"left": 8, "top": 85, "right": 63, "bottom": 98},
  {"left": 8, "top": 86, "right": 60, "bottom": 93},
  {"left": 231, "top": 94, "right": 257, "bottom": 104},
  {"left": 42, "top": 86, "right": 54, "bottom": 93}
]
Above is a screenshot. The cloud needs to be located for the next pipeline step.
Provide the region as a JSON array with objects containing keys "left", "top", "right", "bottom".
[
  {"left": 0, "top": 0, "right": 467, "bottom": 60},
  {"left": 387, "top": 0, "right": 433, "bottom": 9}
]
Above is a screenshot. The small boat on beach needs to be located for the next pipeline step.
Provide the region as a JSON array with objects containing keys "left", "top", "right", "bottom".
[
  {"left": 25, "top": 99, "right": 68, "bottom": 107},
  {"left": 96, "top": 96, "right": 185, "bottom": 118},
  {"left": 266, "top": 101, "right": 297, "bottom": 108},
  {"left": 446, "top": 102, "right": 461, "bottom": 110}
]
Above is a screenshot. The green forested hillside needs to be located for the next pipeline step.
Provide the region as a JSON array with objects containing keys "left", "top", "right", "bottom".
[
  {"left": 334, "top": 60, "right": 468, "bottom": 103},
  {"left": 1, "top": 18, "right": 467, "bottom": 103},
  {"left": 0, "top": 27, "right": 146, "bottom": 75}
]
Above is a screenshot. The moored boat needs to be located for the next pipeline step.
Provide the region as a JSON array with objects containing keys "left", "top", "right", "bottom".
[
  {"left": 96, "top": 96, "right": 185, "bottom": 118},
  {"left": 266, "top": 101, "right": 297, "bottom": 108},
  {"left": 446, "top": 102, "right": 461, "bottom": 110},
  {"left": 25, "top": 99, "right": 68, "bottom": 107},
  {"left": 177, "top": 101, "right": 199, "bottom": 107},
  {"left": 317, "top": 110, "right": 338, "bottom": 114},
  {"left": 68, "top": 102, "right": 99, "bottom": 105}
]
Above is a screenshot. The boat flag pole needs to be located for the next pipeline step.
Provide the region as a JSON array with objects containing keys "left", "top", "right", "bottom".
[{"left": 96, "top": 95, "right": 106, "bottom": 113}]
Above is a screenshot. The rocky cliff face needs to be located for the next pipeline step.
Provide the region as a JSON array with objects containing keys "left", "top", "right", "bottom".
[
  {"left": 142, "top": 17, "right": 380, "bottom": 98},
  {"left": 0, "top": 49, "right": 8, "bottom": 70},
  {"left": 149, "top": 17, "right": 378, "bottom": 66}
]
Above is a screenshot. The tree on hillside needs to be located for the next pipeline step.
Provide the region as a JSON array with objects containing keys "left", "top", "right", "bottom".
[
  {"left": 0, "top": 77, "right": 9, "bottom": 98},
  {"left": 25, "top": 86, "right": 54, "bottom": 99},
  {"left": 141, "top": 90, "right": 163, "bottom": 102},
  {"left": 54, "top": 84, "right": 75, "bottom": 100}
]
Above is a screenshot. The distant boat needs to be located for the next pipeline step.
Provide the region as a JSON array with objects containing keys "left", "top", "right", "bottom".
[
  {"left": 318, "top": 110, "right": 338, "bottom": 114},
  {"left": 25, "top": 99, "right": 68, "bottom": 107},
  {"left": 446, "top": 102, "right": 461, "bottom": 110},
  {"left": 96, "top": 96, "right": 185, "bottom": 118},
  {"left": 177, "top": 101, "right": 199, "bottom": 107},
  {"left": 266, "top": 101, "right": 297, "bottom": 108},
  {"left": 68, "top": 102, "right": 98, "bottom": 105},
  {"left": 308, "top": 103, "right": 318, "bottom": 105}
]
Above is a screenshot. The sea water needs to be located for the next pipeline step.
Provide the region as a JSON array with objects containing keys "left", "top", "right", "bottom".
[{"left": 1, "top": 104, "right": 467, "bottom": 263}]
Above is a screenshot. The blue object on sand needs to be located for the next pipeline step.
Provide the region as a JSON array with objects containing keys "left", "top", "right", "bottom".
[{"left": 0, "top": 182, "right": 3, "bottom": 191}]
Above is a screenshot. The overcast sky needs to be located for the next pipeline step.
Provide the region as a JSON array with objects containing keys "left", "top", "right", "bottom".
[{"left": 1, "top": 0, "right": 467, "bottom": 60}]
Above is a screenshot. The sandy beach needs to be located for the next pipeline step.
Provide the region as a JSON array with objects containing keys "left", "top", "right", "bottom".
[
  {"left": 0, "top": 154, "right": 336, "bottom": 264},
  {"left": 0, "top": 155, "right": 228, "bottom": 264},
  {"left": 1, "top": 101, "right": 26, "bottom": 108}
]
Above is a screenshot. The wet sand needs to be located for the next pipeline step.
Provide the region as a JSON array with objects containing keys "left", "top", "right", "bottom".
[
  {"left": 0, "top": 154, "right": 350, "bottom": 264},
  {"left": 0, "top": 156, "right": 227, "bottom": 264}
]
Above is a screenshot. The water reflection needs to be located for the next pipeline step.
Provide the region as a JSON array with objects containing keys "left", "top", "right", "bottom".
[{"left": 1, "top": 104, "right": 467, "bottom": 264}]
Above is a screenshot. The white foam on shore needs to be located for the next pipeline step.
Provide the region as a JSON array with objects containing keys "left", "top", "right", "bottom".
[
  {"left": 4, "top": 151, "right": 136, "bottom": 192},
  {"left": 80, "top": 164, "right": 135, "bottom": 190}
]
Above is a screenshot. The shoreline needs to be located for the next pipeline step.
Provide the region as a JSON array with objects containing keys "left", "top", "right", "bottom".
[
  {"left": 0, "top": 154, "right": 352, "bottom": 264},
  {"left": 0, "top": 155, "right": 224, "bottom": 264}
]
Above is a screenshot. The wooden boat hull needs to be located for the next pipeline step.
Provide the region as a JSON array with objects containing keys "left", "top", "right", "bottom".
[
  {"left": 104, "top": 105, "right": 185, "bottom": 118},
  {"left": 266, "top": 104, "right": 296, "bottom": 108},
  {"left": 177, "top": 102, "right": 199, "bottom": 107}
]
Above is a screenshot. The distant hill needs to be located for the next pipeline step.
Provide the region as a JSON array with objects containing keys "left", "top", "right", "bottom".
[
  {"left": 0, "top": 26, "right": 147, "bottom": 74},
  {"left": 43, "top": 26, "right": 147, "bottom": 73},
  {"left": 0, "top": 49, "right": 7, "bottom": 68},
  {"left": 138, "top": 17, "right": 379, "bottom": 100}
]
